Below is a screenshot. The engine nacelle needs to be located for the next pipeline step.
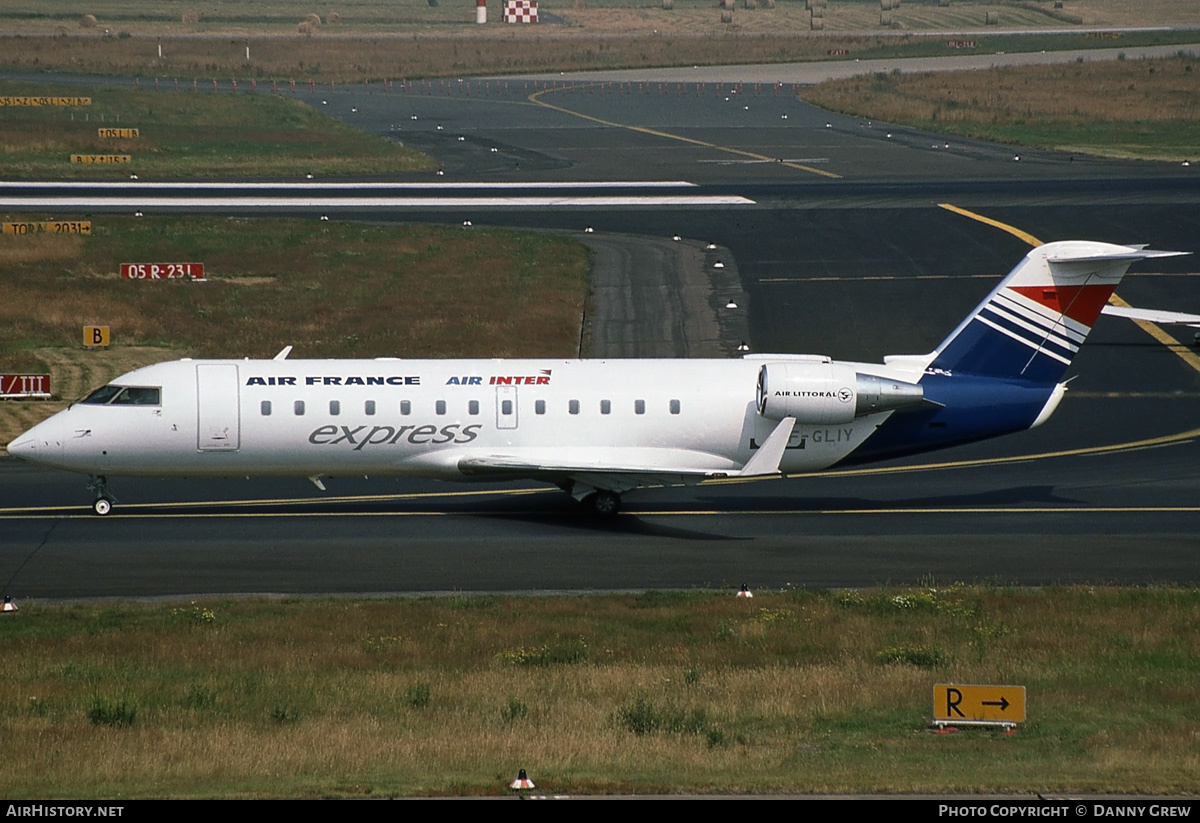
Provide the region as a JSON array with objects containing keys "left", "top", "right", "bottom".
[{"left": 756, "top": 362, "right": 925, "bottom": 423}]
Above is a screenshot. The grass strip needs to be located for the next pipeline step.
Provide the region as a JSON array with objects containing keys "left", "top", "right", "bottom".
[
  {"left": 801, "top": 54, "right": 1200, "bottom": 161},
  {"left": 2, "top": 585, "right": 1198, "bottom": 797},
  {"left": 1, "top": 28, "right": 1199, "bottom": 83},
  {"left": 0, "top": 81, "right": 432, "bottom": 178}
]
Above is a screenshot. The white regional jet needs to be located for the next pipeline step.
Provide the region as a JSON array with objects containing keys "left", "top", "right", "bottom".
[{"left": 7, "top": 240, "right": 1186, "bottom": 516}]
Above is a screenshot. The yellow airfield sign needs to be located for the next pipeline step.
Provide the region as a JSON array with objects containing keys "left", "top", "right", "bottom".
[
  {"left": 0, "top": 96, "right": 90, "bottom": 106},
  {"left": 84, "top": 326, "right": 110, "bottom": 348},
  {"left": 71, "top": 154, "right": 131, "bottom": 164},
  {"left": 933, "top": 684, "right": 1026, "bottom": 725},
  {"left": 4, "top": 220, "right": 91, "bottom": 235}
]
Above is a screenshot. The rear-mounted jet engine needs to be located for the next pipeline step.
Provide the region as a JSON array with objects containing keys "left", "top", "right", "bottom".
[{"left": 756, "top": 360, "right": 925, "bottom": 424}]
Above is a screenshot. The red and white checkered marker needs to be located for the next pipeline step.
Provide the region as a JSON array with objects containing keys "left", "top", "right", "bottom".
[
  {"left": 736, "top": 585, "right": 753, "bottom": 598},
  {"left": 509, "top": 769, "right": 535, "bottom": 789},
  {"left": 503, "top": 0, "right": 538, "bottom": 23}
]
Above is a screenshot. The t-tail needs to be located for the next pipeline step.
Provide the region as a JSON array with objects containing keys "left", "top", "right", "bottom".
[{"left": 844, "top": 241, "right": 1188, "bottom": 465}]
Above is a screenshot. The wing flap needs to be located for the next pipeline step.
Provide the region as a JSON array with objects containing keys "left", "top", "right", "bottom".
[{"left": 457, "top": 455, "right": 719, "bottom": 479}]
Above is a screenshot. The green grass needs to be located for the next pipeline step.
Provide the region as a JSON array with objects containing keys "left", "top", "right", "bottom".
[
  {"left": 2, "top": 585, "right": 1199, "bottom": 797},
  {"left": 0, "top": 81, "right": 432, "bottom": 178}
]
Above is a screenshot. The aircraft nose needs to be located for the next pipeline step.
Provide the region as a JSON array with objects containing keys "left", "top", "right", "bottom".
[
  {"left": 6, "top": 418, "right": 61, "bottom": 464},
  {"left": 7, "top": 434, "right": 37, "bottom": 460}
]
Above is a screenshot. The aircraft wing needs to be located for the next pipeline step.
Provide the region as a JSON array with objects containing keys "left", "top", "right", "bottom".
[
  {"left": 457, "top": 457, "right": 711, "bottom": 494},
  {"left": 457, "top": 417, "right": 797, "bottom": 493},
  {"left": 1101, "top": 305, "right": 1200, "bottom": 328}
]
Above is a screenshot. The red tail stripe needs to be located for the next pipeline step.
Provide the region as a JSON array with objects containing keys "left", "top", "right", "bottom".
[{"left": 1009, "top": 284, "right": 1116, "bottom": 327}]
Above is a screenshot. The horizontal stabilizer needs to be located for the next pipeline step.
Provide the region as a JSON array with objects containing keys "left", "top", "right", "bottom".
[
  {"left": 1101, "top": 304, "right": 1200, "bottom": 328},
  {"left": 1046, "top": 249, "right": 1188, "bottom": 265}
]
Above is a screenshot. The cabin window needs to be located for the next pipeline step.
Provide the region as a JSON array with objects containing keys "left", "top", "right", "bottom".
[
  {"left": 329, "top": 400, "right": 340, "bottom": 416},
  {"left": 501, "top": 399, "right": 513, "bottom": 415},
  {"left": 294, "top": 400, "right": 305, "bottom": 416},
  {"left": 261, "top": 400, "right": 272, "bottom": 416},
  {"left": 569, "top": 399, "right": 580, "bottom": 415},
  {"left": 435, "top": 400, "right": 447, "bottom": 415},
  {"left": 600, "top": 399, "right": 611, "bottom": 415},
  {"left": 535, "top": 399, "right": 546, "bottom": 415},
  {"left": 670, "top": 399, "right": 681, "bottom": 415},
  {"left": 469, "top": 400, "right": 480, "bottom": 415},
  {"left": 400, "top": 400, "right": 412, "bottom": 415},
  {"left": 635, "top": 399, "right": 645, "bottom": 415},
  {"left": 365, "top": 400, "right": 376, "bottom": 416}
]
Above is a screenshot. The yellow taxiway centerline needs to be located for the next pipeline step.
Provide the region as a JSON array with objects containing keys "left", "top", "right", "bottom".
[{"left": 528, "top": 87, "right": 841, "bottom": 179}]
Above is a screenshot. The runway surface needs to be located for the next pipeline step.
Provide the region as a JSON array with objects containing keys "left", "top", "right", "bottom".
[{"left": 2, "top": 61, "right": 1199, "bottom": 598}]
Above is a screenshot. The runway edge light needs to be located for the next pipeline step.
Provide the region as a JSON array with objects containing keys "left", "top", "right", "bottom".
[
  {"left": 509, "top": 768, "right": 535, "bottom": 790},
  {"left": 2, "top": 595, "right": 18, "bottom": 614}
]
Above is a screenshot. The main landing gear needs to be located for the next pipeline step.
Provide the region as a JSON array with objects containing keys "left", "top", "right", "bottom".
[
  {"left": 580, "top": 490, "right": 621, "bottom": 517},
  {"left": 87, "top": 475, "right": 115, "bottom": 516}
]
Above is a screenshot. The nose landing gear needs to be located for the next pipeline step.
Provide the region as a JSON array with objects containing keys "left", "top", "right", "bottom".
[{"left": 87, "top": 475, "right": 116, "bottom": 516}]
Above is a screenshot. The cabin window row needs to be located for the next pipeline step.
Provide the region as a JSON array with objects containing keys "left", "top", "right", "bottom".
[{"left": 258, "top": 399, "right": 683, "bottom": 417}]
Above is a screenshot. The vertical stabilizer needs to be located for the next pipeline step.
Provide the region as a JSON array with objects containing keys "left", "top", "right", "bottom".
[{"left": 927, "top": 241, "right": 1185, "bottom": 384}]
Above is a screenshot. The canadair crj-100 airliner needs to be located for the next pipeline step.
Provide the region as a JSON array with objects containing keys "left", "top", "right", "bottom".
[{"left": 8, "top": 241, "right": 1187, "bottom": 516}]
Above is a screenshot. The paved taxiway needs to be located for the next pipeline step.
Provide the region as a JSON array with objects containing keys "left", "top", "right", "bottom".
[{"left": 1, "top": 61, "right": 1199, "bottom": 597}]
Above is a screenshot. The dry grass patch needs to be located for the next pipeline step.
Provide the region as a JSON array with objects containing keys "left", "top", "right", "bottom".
[
  {"left": 0, "top": 0, "right": 1197, "bottom": 38},
  {"left": 802, "top": 54, "right": 1200, "bottom": 160},
  {"left": 1, "top": 6, "right": 1199, "bottom": 82}
]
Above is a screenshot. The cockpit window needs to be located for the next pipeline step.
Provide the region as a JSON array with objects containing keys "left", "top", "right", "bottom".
[
  {"left": 80, "top": 385, "right": 161, "bottom": 406},
  {"left": 112, "top": 387, "right": 161, "bottom": 405},
  {"left": 80, "top": 385, "right": 125, "bottom": 405}
]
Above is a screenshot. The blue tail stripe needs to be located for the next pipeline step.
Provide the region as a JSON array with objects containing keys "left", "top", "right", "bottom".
[
  {"left": 930, "top": 318, "right": 1071, "bottom": 384},
  {"left": 977, "top": 308, "right": 1076, "bottom": 362}
]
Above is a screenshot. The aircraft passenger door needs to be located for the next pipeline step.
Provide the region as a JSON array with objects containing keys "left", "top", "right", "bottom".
[
  {"left": 496, "top": 386, "right": 518, "bottom": 430},
  {"left": 196, "top": 364, "right": 241, "bottom": 451}
]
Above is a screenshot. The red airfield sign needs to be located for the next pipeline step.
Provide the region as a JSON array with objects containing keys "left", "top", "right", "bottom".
[
  {"left": 121, "top": 263, "right": 206, "bottom": 280},
  {"left": 1, "top": 374, "right": 50, "bottom": 399}
]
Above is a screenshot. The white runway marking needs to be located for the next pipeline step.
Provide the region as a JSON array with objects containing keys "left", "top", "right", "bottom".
[
  {"left": 0, "top": 180, "right": 701, "bottom": 190},
  {"left": 0, "top": 195, "right": 755, "bottom": 208}
]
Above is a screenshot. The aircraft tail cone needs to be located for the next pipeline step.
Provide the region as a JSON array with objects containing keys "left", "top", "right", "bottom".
[{"left": 509, "top": 769, "right": 535, "bottom": 790}]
